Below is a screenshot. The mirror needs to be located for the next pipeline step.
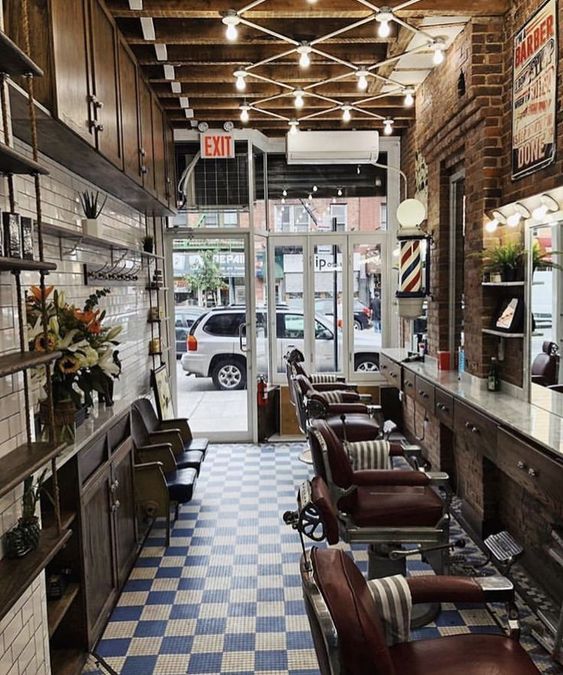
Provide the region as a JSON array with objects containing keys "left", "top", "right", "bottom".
[{"left": 528, "top": 221, "right": 563, "bottom": 416}]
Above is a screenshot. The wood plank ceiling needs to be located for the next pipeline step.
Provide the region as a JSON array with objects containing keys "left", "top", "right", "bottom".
[{"left": 106, "top": 0, "right": 509, "bottom": 136}]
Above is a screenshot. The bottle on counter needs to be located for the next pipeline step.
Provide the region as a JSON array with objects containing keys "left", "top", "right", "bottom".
[
  {"left": 487, "top": 357, "right": 500, "bottom": 392},
  {"left": 457, "top": 346, "right": 465, "bottom": 375}
]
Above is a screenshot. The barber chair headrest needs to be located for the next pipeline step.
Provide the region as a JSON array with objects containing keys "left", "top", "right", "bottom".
[
  {"left": 285, "top": 347, "right": 305, "bottom": 364},
  {"left": 542, "top": 341, "right": 559, "bottom": 356}
]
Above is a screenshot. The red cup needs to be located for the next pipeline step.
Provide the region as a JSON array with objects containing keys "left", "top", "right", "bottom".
[{"left": 437, "top": 351, "right": 451, "bottom": 370}]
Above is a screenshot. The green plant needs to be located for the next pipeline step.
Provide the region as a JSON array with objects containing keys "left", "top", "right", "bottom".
[
  {"left": 185, "top": 249, "right": 228, "bottom": 306},
  {"left": 532, "top": 241, "right": 563, "bottom": 272},
  {"left": 475, "top": 242, "right": 524, "bottom": 272},
  {"left": 79, "top": 190, "right": 107, "bottom": 219}
]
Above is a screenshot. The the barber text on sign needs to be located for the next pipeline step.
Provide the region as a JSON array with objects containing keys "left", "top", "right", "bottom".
[{"left": 200, "top": 132, "right": 235, "bottom": 159}]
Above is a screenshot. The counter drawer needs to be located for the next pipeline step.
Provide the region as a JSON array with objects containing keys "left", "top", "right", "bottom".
[
  {"left": 435, "top": 388, "right": 454, "bottom": 427},
  {"left": 497, "top": 427, "right": 563, "bottom": 508},
  {"left": 402, "top": 369, "right": 416, "bottom": 397},
  {"left": 454, "top": 400, "right": 497, "bottom": 457},
  {"left": 380, "top": 355, "right": 401, "bottom": 388},
  {"left": 79, "top": 435, "right": 108, "bottom": 484},
  {"left": 415, "top": 375, "right": 435, "bottom": 412}
]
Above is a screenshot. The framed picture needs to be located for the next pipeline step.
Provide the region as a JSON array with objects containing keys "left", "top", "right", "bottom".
[
  {"left": 511, "top": 0, "right": 557, "bottom": 180},
  {"left": 151, "top": 365, "right": 174, "bottom": 420},
  {"left": 493, "top": 297, "right": 525, "bottom": 333}
]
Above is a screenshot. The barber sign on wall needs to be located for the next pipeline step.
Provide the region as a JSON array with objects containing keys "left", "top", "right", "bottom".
[
  {"left": 200, "top": 132, "right": 235, "bottom": 159},
  {"left": 512, "top": 0, "right": 557, "bottom": 180}
]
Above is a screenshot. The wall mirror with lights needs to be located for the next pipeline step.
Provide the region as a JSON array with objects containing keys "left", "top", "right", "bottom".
[{"left": 526, "top": 219, "right": 563, "bottom": 416}]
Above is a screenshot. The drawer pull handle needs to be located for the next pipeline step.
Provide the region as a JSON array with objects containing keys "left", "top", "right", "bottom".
[
  {"left": 464, "top": 421, "right": 471, "bottom": 429},
  {"left": 471, "top": 426, "right": 479, "bottom": 434},
  {"left": 517, "top": 460, "right": 526, "bottom": 470},
  {"left": 407, "top": 382, "right": 413, "bottom": 387},
  {"left": 391, "top": 373, "right": 397, "bottom": 379},
  {"left": 437, "top": 403, "right": 448, "bottom": 411},
  {"left": 528, "top": 468, "right": 538, "bottom": 478}
]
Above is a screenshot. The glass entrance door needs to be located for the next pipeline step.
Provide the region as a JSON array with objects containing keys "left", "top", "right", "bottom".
[{"left": 171, "top": 233, "right": 254, "bottom": 441}]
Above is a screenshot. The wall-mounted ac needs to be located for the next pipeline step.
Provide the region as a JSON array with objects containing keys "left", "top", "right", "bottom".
[{"left": 286, "top": 130, "right": 379, "bottom": 165}]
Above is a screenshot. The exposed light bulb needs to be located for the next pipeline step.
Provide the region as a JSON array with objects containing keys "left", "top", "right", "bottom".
[
  {"left": 375, "top": 9, "right": 393, "bottom": 38},
  {"left": 532, "top": 204, "right": 548, "bottom": 220},
  {"left": 288, "top": 119, "right": 299, "bottom": 135},
  {"left": 234, "top": 70, "right": 247, "bottom": 91},
  {"left": 332, "top": 197, "right": 336, "bottom": 204},
  {"left": 239, "top": 105, "right": 250, "bottom": 123},
  {"left": 337, "top": 188, "right": 343, "bottom": 197},
  {"left": 485, "top": 218, "right": 498, "bottom": 233},
  {"left": 507, "top": 213, "right": 522, "bottom": 227},
  {"left": 383, "top": 118, "right": 394, "bottom": 135},
  {"left": 226, "top": 23, "right": 238, "bottom": 40},
  {"left": 222, "top": 12, "right": 240, "bottom": 41},
  {"left": 293, "top": 90, "right": 305, "bottom": 109},
  {"left": 379, "top": 20, "right": 390, "bottom": 37},
  {"left": 356, "top": 69, "right": 369, "bottom": 91},
  {"left": 342, "top": 105, "right": 352, "bottom": 122},
  {"left": 313, "top": 185, "right": 318, "bottom": 192},
  {"left": 403, "top": 88, "right": 414, "bottom": 107},
  {"left": 282, "top": 189, "right": 287, "bottom": 197},
  {"left": 308, "top": 193, "right": 313, "bottom": 201},
  {"left": 297, "top": 44, "right": 312, "bottom": 69},
  {"left": 281, "top": 197, "right": 286, "bottom": 204},
  {"left": 433, "top": 47, "right": 445, "bottom": 65}
]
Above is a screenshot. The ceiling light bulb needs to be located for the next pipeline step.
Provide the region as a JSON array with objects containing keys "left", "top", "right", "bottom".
[
  {"left": 293, "top": 90, "right": 305, "bottom": 109},
  {"left": 313, "top": 185, "right": 318, "bottom": 192},
  {"left": 281, "top": 197, "right": 286, "bottom": 204},
  {"left": 222, "top": 12, "right": 240, "bottom": 41},
  {"left": 342, "top": 105, "right": 352, "bottom": 122},
  {"left": 507, "top": 213, "right": 522, "bottom": 227},
  {"left": 297, "top": 44, "right": 312, "bottom": 69},
  {"left": 430, "top": 39, "right": 446, "bottom": 66},
  {"left": 337, "top": 188, "right": 343, "bottom": 197},
  {"left": 485, "top": 218, "right": 498, "bottom": 233},
  {"left": 308, "top": 193, "right": 313, "bottom": 201},
  {"left": 375, "top": 9, "right": 393, "bottom": 38},
  {"left": 332, "top": 197, "right": 336, "bottom": 204},
  {"left": 282, "top": 189, "right": 287, "bottom": 197},
  {"left": 234, "top": 70, "right": 247, "bottom": 91},
  {"left": 403, "top": 88, "right": 414, "bottom": 107},
  {"left": 356, "top": 69, "right": 369, "bottom": 91},
  {"left": 288, "top": 119, "right": 299, "bottom": 135},
  {"left": 433, "top": 46, "right": 445, "bottom": 65},
  {"left": 239, "top": 105, "right": 250, "bottom": 123},
  {"left": 383, "top": 118, "right": 394, "bottom": 135}
]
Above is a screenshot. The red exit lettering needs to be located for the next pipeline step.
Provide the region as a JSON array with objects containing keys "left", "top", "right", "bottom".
[{"left": 201, "top": 134, "right": 235, "bottom": 158}]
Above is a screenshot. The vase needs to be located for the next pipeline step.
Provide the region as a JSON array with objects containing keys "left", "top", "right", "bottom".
[
  {"left": 40, "top": 399, "right": 76, "bottom": 444},
  {"left": 82, "top": 218, "right": 102, "bottom": 238},
  {"left": 143, "top": 240, "right": 154, "bottom": 253},
  {"left": 3, "top": 518, "right": 40, "bottom": 558},
  {"left": 502, "top": 265, "right": 516, "bottom": 282},
  {"left": 18, "top": 517, "right": 41, "bottom": 550}
]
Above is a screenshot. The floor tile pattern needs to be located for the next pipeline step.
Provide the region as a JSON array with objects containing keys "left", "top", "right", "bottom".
[{"left": 85, "top": 442, "right": 563, "bottom": 674}]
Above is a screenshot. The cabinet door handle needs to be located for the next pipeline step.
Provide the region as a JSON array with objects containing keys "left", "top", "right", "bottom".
[
  {"left": 141, "top": 165, "right": 148, "bottom": 174},
  {"left": 407, "top": 382, "right": 413, "bottom": 388},
  {"left": 139, "top": 147, "right": 146, "bottom": 157},
  {"left": 111, "top": 500, "right": 121, "bottom": 512},
  {"left": 465, "top": 421, "right": 471, "bottom": 429},
  {"left": 528, "top": 468, "right": 538, "bottom": 478},
  {"left": 111, "top": 479, "right": 120, "bottom": 491},
  {"left": 471, "top": 426, "right": 479, "bottom": 434},
  {"left": 517, "top": 460, "right": 526, "bottom": 470},
  {"left": 97, "top": 123, "right": 104, "bottom": 132}
]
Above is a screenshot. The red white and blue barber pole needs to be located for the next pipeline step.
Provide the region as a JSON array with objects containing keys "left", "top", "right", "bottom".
[{"left": 396, "top": 199, "right": 429, "bottom": 318}]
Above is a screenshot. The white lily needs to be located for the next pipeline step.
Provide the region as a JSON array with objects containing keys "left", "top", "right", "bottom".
[
  {"left": 106, "top": 325, "right": 123, "bottom": 341},
  {"left": 97, "top": 347, "right": 120, "bottom": 377},
  {"left": 77, "top": 344, "right": 99, "bottom": 368}
]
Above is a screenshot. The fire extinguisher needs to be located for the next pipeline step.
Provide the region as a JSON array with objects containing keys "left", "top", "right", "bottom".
[{"left": 257, "top": 375, "right": 268, "bottom": 407}]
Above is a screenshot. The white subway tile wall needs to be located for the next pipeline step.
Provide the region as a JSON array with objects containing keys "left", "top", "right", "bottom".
[{"left": 0, "top": 139, "right": 162, "bottom": 673}]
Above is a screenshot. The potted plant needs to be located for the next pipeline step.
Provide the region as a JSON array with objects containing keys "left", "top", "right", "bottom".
[
  {"left": 476, "top": 242, "right": 524, "bottom": 282},
  {"left": 142, "top": 234, "right": 154, "bottom": 253},
  {"left": 3, "top": 470, "right": 47, "bottom": 558},
  {"left": 79, "top": 190, "right": 107, "bottom": 238}
]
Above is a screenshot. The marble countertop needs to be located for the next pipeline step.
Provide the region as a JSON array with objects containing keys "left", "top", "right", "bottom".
[{"left": 380, "top": 348, "right": 563, "bottom": 460}]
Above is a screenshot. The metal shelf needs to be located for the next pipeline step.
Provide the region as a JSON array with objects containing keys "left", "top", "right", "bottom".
[
  {"left": 482, "top": 329, "right": 524, "bottom": 338},
  {"left": 0, "top": 30, "right": 43, "bottom": 76},
  {"left": 482, "top": 281, "right": 524, "bottom": 287}
]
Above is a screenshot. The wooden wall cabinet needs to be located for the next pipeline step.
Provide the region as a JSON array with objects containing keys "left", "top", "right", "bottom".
[{"left": 118, "top": 38, "right": 142, "bottom": 185}]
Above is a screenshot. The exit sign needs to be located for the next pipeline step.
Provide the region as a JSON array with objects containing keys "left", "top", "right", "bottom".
[{"left": 200, "top": 132, "right": 235, "bottom": 159}]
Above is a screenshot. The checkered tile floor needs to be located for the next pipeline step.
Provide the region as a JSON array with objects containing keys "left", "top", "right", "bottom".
[{"left": 84, "top": 442, "right": 563, "bottom": 674}]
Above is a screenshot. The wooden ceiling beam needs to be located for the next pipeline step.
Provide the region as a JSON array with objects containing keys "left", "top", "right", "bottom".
[{"left": 161, "top": 96, "right": 408, "bottom": 108}]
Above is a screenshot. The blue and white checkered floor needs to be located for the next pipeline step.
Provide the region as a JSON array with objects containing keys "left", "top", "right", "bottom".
[{"left": 85, "top": 442, "right": 563, "bottom": 674}]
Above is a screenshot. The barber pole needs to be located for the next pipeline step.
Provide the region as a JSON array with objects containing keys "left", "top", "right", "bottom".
[{"left": 395, "top": 199, "right": 429, "bottom": 318}]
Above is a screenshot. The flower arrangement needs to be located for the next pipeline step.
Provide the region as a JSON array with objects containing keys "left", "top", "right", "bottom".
[{"left": 27, "top": 286, "right": 122, "bottom": 412}]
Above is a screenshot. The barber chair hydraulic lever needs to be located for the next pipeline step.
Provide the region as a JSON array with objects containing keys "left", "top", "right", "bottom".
[{"left": 390, "top": 538, "right": 466, "bottom": 561}]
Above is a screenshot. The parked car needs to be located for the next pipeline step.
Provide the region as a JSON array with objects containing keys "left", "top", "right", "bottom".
[
  {"left": 175, "top": 306, "right": 208, "bottom": 356},
  {"left": 314, "top": 298, "right": 372, "bottom": 330},
  {"left": 181, "top": 307, "right": 380, "bottom": 390}
]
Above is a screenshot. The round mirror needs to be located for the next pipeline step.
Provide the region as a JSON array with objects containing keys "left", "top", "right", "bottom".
[{"left": 397, "top": 198, "right": 426, "bottom": 227}]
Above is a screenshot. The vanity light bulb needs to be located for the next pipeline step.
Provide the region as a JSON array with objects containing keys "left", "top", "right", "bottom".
[
  {"left": 235, "top": 76, "right": 246, "bottom": 91},
  {"left": 507, "top": 213, "right": 521, "bottom": 227},
  {"left": 485, "top": 218, "right": 498, "bottom": 233},
  {"left": 226, "top": 23, "right": 238, "bottom": 41},
  {"left": 532, "top": 204, "right": 548, "bottom": 220}
]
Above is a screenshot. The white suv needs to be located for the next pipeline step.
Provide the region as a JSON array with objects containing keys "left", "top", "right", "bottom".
[{"left": 181, "top": 307, "right": 381, "bottom": 390}]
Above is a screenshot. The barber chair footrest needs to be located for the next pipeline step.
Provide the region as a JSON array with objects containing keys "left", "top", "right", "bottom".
[{"left": 484, "top": 531, "right": 523, "bottom": 567}]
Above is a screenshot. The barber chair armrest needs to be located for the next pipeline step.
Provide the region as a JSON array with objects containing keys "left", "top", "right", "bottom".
[
  {"left": 353, "top": 469, "right": 429, "bottom": 487},
  {"left": 358, "top": 394, "right": 373, "bottom": 403},
  {"left": 423, "top": 471, "right": 450, "bottom": 488},
  {"left": 407, "top": 575, "right": 514, "bottom": 605},
  {"left": 158, "top": 418, "right": 192, "bottom": 442},
  {"left": 134, "top": 461, "right": 169, "bottom": 519},
  {"left": 313, "top": 383, "right": 357, "bottom": 392},
  {"left": 137, "top": 443, "right": 177, "bottom": 473},
  {"left": 327, "top": 403, "right": 368, "bottom": 415},
  {"left": 148, "top": 430, "right": 184, "bottom": 455}
]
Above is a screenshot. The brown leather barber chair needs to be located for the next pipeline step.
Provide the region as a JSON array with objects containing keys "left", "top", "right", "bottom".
[
  {"left": 531, "top": 341, "right": 559, "bottom": 387},
  {"left": 301, "top": 546, "right": 538, "bottom": 675}
]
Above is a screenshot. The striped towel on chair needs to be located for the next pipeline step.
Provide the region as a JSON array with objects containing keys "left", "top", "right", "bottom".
[
  {"left": 344, "top": 440, "right": 391, "bottom": 470},
  {"left": 366, "top": 575, "right": 412, "bottom": 645},
  {"left": 309, "top": 374, "right": 339, "bottom": 384},
  {"left": 316, "top": 390, "right": 344, "bottom": 404}
]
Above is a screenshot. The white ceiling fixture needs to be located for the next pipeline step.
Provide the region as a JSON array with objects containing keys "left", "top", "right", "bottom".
[
  {"left": 374, "top": 8, "right": 394, "bottom": 38},
  {"left": 184, "top": 109, "right": 194, "bottom": 119},
  {"left": 356, "top": 69, "right": 369, "bottom": 91},
  {"left": 163, "top": 64, "right": 175, "bottom": 80},
  {"left": 140, "top": 17, "right": 155, "bottom": 41},
  {"left": 128, "top": 0, "right": 142, "bottom": 9},
  {"left": 288, "top": 120, "right": 299, "bottom": 135},
  {"left": 222, "top": 11, "right": 241, "bottom": 41},
  {"left": 234, "top": 70, "right": 248, "bottom": 91},
  {"left": 171, "top": 81, "right": 182, "bottom": 93},
  {"left": 179, "top": 97, "right": 190, "bottom": 108},
  {"left": 341, "top": 105, "right": 352, "bottom": 122},
  {"left": 297, "top": 43, "right": 312, "bottom": 68},
  {"left": 383, "top": 118, "right": 394, "bottom": 135},
  {"left": 293, "top": 89, "right": 305, "bottom": 109},
  {"left": 240, "top": 104, "right": 250, "bottom": 123},
  {"left": 430, "top": 38, "right": 446, "bottom": 65},
  {"left": 403, "top": 87, "right": 415, "bottom": 107},
  {"left": 154, "top": 44, "right": 167, "bottom": 61}
]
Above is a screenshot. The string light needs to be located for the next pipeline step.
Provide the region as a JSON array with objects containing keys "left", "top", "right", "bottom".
[
  {"left": 313, "top": 185, "right": 318, "bottom": 192},
  {"left": 342, "top": 105, "right": 352, "bottom": 122},
  {"left": 282, "top": 188, "right": 287, "bottom": 197},
  {"left": 356, "top": 69, "right": 369, "bottom": 91},
  {"left": 337, "top": 188, "right": 343, "bottom": 197},
  {"left": 239, "top": 104, "right": 250, "bottom": 123},
  {"left": 288, "top": 119, "right": 299, "bottom": 134},
  {"left": 293, "top": 89, "right": 305, "bottom": 109},
  {"left": 281, "top": 197, "right": 286, "bottom": 204},
  {"left": 375, "top": 8, "right": 393, "bottom": 38},
  {"left": 297, "top": 43, "right": 312, "bottom": 68},
  {"left": 403, "top": 87, "right": 415, "bottom": 107},
  {"left": 234, "top": 70, "right": 247, "bottom": 91},
  {"left": 332, "top": 197, "right": 336, "bottom": 204},
  {"left": 383, "top": 118, "right": 394, "bottom": 135},
  {"left": 222, "top": 11, "right": 240, "bottom": 41},
  {"left": 308, "top": 193, "right": 313, "bottom": 202},
  {"left": 430, "top": 38, "right": 446, "bottom": 65}
]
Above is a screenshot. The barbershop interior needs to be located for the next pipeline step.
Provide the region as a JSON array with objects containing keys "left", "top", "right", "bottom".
[{"left": 0, "top": 0, "right": 563, "bottom": 673}]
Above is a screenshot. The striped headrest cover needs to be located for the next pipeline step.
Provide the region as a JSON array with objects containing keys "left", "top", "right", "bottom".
[
  {"left": 344, "top": 440, "right": 391, "bottom": 470},
  {"left": 316, "top": 390, "right": 344, "bottom": 404},
  {"left": 366, "top": 574, "right": 412, "bottom": 646},
  {"left": 309, "top": 374, "right": 339, "bottom": 384}
]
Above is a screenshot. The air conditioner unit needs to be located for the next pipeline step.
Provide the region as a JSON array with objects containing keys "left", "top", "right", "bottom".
[{"left": 286, "top": 130, "right": 379, "bottom": 165}]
